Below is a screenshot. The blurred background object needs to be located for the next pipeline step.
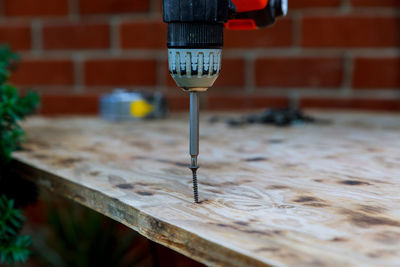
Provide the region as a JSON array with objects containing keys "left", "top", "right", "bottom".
[
  {"left": 0, "top": 0, "right": 399, "bottom": 115},
  {"left": 100, "top": 89, "right": 168, "bottom": 121}
]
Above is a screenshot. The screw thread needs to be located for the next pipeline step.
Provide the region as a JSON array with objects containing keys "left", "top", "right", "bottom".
[{"left": 191, "top": 169, "right": 199, "bottom": 203}]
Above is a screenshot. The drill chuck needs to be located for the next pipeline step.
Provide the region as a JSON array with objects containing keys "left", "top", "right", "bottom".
[
  {"left": 168, "top": 48, "right": 222, "bottom": 91},
  {"left": 166, "top": 22, "right": 224, "bottom": 90}
]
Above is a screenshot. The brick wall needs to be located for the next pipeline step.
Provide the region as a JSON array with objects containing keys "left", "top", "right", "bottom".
[{"left": 0, "top": 0, "right": 399, "bottom": 114}]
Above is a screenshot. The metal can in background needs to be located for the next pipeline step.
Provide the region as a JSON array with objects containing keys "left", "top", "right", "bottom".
[{"left": 100, "top": 89, "right": 168, "bottom": 121}]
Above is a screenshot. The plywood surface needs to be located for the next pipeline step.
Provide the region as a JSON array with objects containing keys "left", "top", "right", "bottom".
[{"left": 11, "top": 111, "right": 400, "bottom": 266}]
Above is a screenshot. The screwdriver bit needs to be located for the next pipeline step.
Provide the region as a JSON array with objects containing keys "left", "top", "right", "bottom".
[{"left": 189, "top": 91, "right": 200, "bottom": 203}]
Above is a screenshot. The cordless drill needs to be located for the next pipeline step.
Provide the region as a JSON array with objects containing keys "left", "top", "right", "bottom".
[{"left": 162, "top": 0, "right": 287, "bottom": 203}]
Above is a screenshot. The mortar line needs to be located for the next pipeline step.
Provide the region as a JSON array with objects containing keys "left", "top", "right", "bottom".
[
  {"left": 156, "top": 57, "right": 167, "bottom": 92},
  {"left": 68, "top": 0, "right": 80, "bottom": 21},
  {"left": 73, "top": 53, "right": 84, "bottom": 93},
  {"left": 18, "top": 48, "right": 400, "bottom": 60},
  {"left": 110, "top": 16, "right": 121, "bottom": 56},
  {"left": 342, "top": 51, "right": 353, "bottom": 96},
  {"left": 291, "top": 11, "right": 302, "bottom": 48},
  {"left": 149, "top": 0, "right": 161, "bottom": 16},
  {"left": 341, "top": 0, "right": 352, "bottom": 13},
  {"left": 244, "top": 53, "right": 255, "bottom": 93},
  {"left": 31, "top": 19, "right": 43, "bottom": 55}
]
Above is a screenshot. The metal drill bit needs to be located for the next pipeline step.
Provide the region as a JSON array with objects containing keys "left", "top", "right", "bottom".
[{"left": 189, "top": 91, "right": 200, "bottom": 203}]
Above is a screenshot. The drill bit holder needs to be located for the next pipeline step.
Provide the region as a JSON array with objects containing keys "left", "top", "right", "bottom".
[{"left": 168, "top": 48, "right": 222, "bottom": 91}]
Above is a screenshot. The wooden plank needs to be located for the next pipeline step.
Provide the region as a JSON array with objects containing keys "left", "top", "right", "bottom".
[{"left": 11, "top": 111, "right": 400, "bottom": 267}]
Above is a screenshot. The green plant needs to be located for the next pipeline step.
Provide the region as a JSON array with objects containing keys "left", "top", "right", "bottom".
[
  {"left": 0, "top": 195, "right": 32, "bottom": 265},
  {"left": 0, "top": 45, "right": 39, "bottom": 265},
  {"left": 0, "top": 45, "right": 39, "bottom": 163}
]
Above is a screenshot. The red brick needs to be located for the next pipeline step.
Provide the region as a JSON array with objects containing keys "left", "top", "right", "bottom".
[
  {"left": 351, "top": 0, "right": 400, "bottom": 7},
  {"left": 353, "top": 57, "right": 400, "bottom": 89},
  {"left": 302, "top": 16, "right": 400, "bottom": 47},
  {"left": 0, "top": 25, "right": 31, "bottom": 50},
  {"left": 225, "top": 18, "right": 292, "bottom": 48},
  {"left": 166, "top": 95, "right": 189, "bottom": 111},
  {"left": 214, "top": 59, "right": 245, "bottom": 88},
  {"left": 4, "top": 0, "right": 68, "bottom": 16},
  {"left": 43, "top": 23, "right": 110, "bottom": 50},
  {"left": 84, "top": 59, "right": 157, "bottom": 86},
  {"left": 121, "top": 22, "right": 166, "bottom": 49},
  {"left": 41, "top": 95, "right": 99, "bottom": 115},
  {"left": 300, "top": 98, "right": 400, "bottom": 111},
  {"left": 290, "top": 0, "right": 341, "bottom": 8},
  {"left": 11, "top": 59, "right": 74, "bottom": 85},
  {"left": 207, "top": 95, "right": 288, "bottom": 110},
  {"left": 79, "top": 0, "right": 150, "bottom": 15},
  {"left": 255, "top": 57, "right": 343, "bottom": 88}
]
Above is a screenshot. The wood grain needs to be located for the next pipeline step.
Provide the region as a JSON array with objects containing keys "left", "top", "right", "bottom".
[{"left": 11, "top": 111, "right": 400, "bottom": 267}]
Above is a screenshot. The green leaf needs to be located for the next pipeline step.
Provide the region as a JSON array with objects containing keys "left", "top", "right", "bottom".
[
  {"left": 0, "top": 46, "right": 39, "bottom": 162},
  {"left": 0, "top": 195, "right": 31, "bottom": 265}
]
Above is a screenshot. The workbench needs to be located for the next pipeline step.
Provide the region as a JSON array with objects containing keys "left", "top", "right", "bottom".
[{"left": 11, "top": 111, "right": 400, "bottom": 267}]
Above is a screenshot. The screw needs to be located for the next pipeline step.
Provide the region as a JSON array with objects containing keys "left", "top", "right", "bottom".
[{"left": 191, "top": 168, "right": 199, "bottom": 203}]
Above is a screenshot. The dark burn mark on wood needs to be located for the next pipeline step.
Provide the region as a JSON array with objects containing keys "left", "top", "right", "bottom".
[
  {"left": 359, "top": 205, "right": 385, "bottom": 214},
  {"left": 267, "top": 139, "right": 284, "bottom": 144},
  {"left": 33, "top": 153, "right": 49, "bottom": 159},
  {"left": 342, "top": 210, "right": 400, "bottom": 228},
  {"left": 294, "top": 196, "right": 318, "bottom": 203},
  {"left": 89, "top": 171, "right": 100, "bottom": 176},
  {"left": 244, "top": 230, "right": 272, "bottom": 236},
  {"left": 340, "top": 180, "right": 370, "bottom": 186},
  {"left": 267, "top": 185, "right": 288, "bottom": 190},
  {"left": 135, "top": 182, "right": 149, "bottom": 186},
  {"left": 201, "top": 181, "right": 237, "bottom": 187},
  {"left": 197, "top": 199, "right": 209, "bottom": 204},
  {"left": 155, "top": 159, "right": 187, "bottom": 167},
  {"left": 82, "top": 146, "right": 97, "bottom": 153},
  {"left": 306, "top": 202, "right": 329, "bottom": 207},
  {"left": 244, "top": 157, "right": 267, "bottom": 162},
  {"left": 234, "top": 221, "right": 248, "bottom": 226},
  {"left": 137, "top": 191, "right": 154, "bottom": 196},
  {"left": 293, "top": 196, "right": 328, "bottom": 207},
  {"left": 56, "top": 157, "right": 82, "bottom": 166},
  {"left": 313, "top": 179, "right": 324, "bottom": 183},
  {"left": 136, "top": 156, "right": 187, "bottom": 168},
  {"left": 367, "top": 252, "right": 382, "bottom": 259},
  {"left": 116, "top": 183, "right": 134, "bottom": 189},
  {"left": 331, "top": 237, "right": 347, "bottom": 242},
  {"left": 277, "top": 205, "right": 295, "bottom": 209}
]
